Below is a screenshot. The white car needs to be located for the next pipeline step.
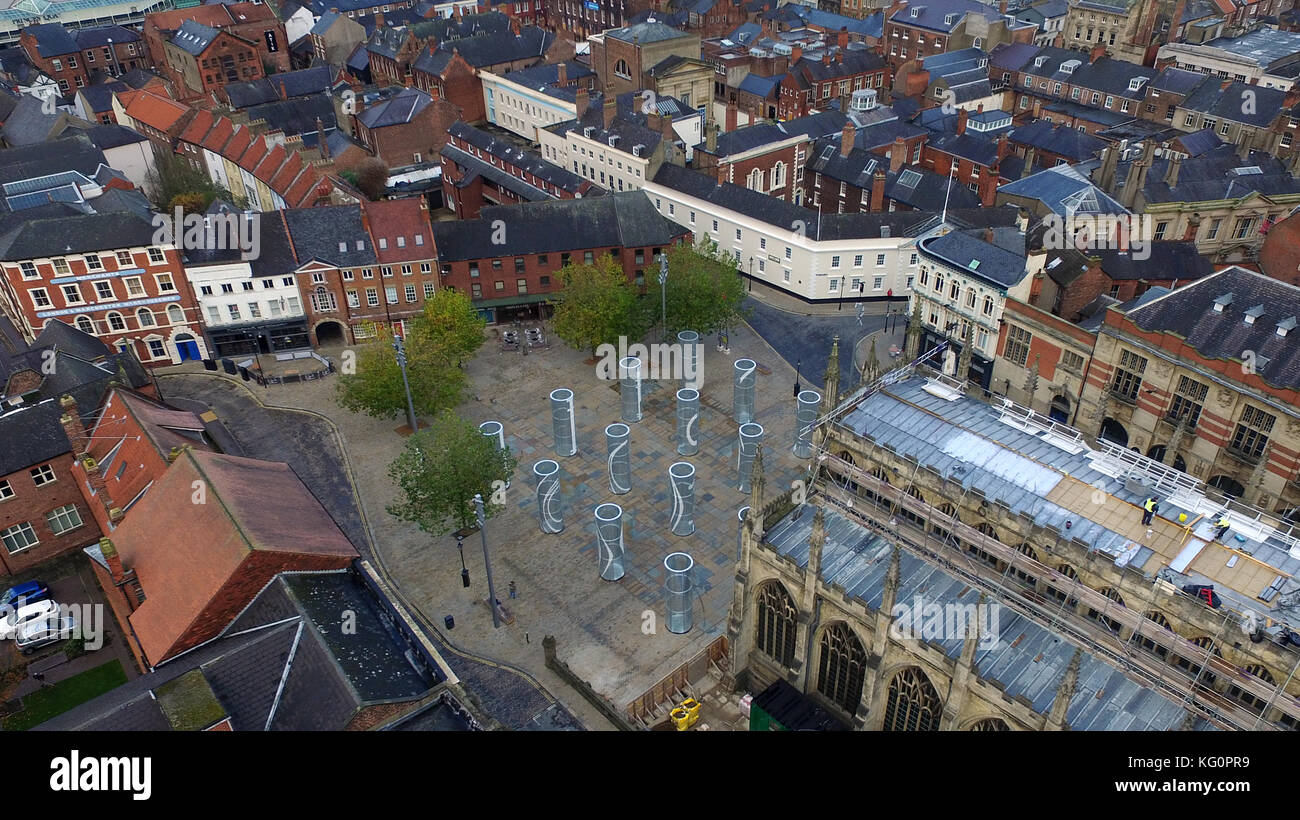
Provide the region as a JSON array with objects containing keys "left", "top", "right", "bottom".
[
  {"left": 0, "top": 599, "right": 59, "bottom": 640},
  {"left": 15, "top": 614, "right": 76, "bottom": 655}
]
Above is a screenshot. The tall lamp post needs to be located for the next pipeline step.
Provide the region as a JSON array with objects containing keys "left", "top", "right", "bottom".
[
  {"left": 658, "top": 252, "right": 668, "bottom": 340},
  {"left": 474, "top": 494, "right": 501, "bottom": 629},
  {"left": 393, "top": 333, "right": 418, "bottom": 434}
]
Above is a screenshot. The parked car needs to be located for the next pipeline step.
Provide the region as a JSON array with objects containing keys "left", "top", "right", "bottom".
[
  {"left": 15, "top": 614, "right": 76, "bottom": 655},
  {"left": 0, "top": 581, "right": 49, "bottom": 609},
  {"left": 0, "top": 599, "right": 59, "bottom": 639}
]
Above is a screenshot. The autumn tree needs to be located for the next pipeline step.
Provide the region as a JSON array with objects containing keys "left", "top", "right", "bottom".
[
  {"left": 387, "top": 410, "right": 517, "bottom": 536},
  {"left": 355, "top": 157, "right": 389, "bottom": 200}
]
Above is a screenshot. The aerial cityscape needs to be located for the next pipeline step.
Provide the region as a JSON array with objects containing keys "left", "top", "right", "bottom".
[{"left": 0, "top": 0, "right": 1294, "bottom": 749}]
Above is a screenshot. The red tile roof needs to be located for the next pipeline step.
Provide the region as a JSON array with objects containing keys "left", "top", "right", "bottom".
[
  {"left": 178, "top": 108, "right": 215, "bottom": 145},
  {"left": 113, "top": 449, "right": 357, "bottom": 664},
  {"left": 123, "top": 89, "right": 190, "bottom": 133},
  {"left": 363, "top": 198, "right": 435, "bottom": 262}
]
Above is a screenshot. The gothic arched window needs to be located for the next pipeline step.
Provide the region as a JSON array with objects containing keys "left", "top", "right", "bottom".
[
  {"left": 816, "top": 623, "right": 866, "bottom": 715},
  {"left": 969, "top": 717, "right": 1009, "bottom": 731},
  {"left": 883, "top": 666, "right": 942, "bottom": 731},
  {"left": 755, "top": 582, "right": 797, "bottom": 667}
]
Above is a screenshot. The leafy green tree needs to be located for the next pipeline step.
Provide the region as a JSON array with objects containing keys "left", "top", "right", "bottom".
[
  {"left": 335, "top": 290, "right": 486, "bottom": 420},
  {"left": 644, "top": 238, "right": 750, "bottom": 337},
  {"left": 550, "top": 254, "right": 648, "bottom": 356},
  {"left": 146, "top": 149, "right": 243, "bottom": 212},
  {"left": 387, "top": 410, "right": 518, "bottom": 536}
]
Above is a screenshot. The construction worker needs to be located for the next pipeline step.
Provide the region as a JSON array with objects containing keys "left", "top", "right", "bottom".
[
  {"left": 1142, "top": 496, "right": 1160, "bottom": 526},
  {"left": 1214, "top": 512, "right": 1231, "bottom": 541}
]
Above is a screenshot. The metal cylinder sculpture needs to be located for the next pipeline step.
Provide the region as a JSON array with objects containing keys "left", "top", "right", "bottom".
[
  {"left": 550, "top": 388, "right": 576, "bottom": 456},
  {"left": 737, "top": 423, "right": 764, "bottom": 493},
  {"left": 605, "top": 423, "right": 631, "bottom": 495},
  {"left": 619, "top": 356, "right": 642, "bottom": 423},
  {"left": 594, "top": 503, "right": 626, "bottom": 581},
  {"left": 678, "top": 330, "right": 701, "bottom": 390},
  {"left": 793, "top": 389, "right": 822, "bottom": 459},
  {"left": 676, "top": 388, "right": 700, "bottom": 456},
  {"left": 533, "top": 460, "right": 563, "bottom": 534},
  {"left": 480, "top": 420, "right": 509, "bottom": 487},
  {"left": 664, "top": 552, "right": 695, "bottom": 634},
  {"left": 737, "top": 506, "right": 750, "bottom": 562},
  {"left": 733, "top": 358, "right": 757, "bottom": 424},
  {"left": 669, "top": 462, "right": 696, "bottom": 537}
]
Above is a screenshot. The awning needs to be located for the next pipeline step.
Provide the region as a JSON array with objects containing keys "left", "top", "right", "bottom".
[{"left": 471, "top": 293, "right": 553, "bottom": 309}]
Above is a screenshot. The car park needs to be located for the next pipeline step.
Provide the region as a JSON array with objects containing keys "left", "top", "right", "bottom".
[
  {"left": 0, "top": 581, "right": 49, "bottom": 609},
  {"left": 14, "top": 614, "right": 76, "bottom": 655},
  {"left": 0, "top": 599, "right": 59, "bottom": 639}
]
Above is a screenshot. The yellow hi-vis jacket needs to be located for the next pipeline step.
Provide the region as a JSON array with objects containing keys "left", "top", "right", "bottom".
[
  {"left": 1217, "top": 516, "right": 1230, "bottom": 529},
  {"left": 1144, "top": 498, "right": 1158, "bottom": 512}
]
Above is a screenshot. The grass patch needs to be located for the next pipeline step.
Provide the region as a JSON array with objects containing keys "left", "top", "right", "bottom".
[{"left": 3, "top": 659, "right": 127, "bottom": 731}]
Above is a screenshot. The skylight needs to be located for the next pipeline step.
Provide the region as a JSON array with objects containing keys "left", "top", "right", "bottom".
[{"left": 898, "top": 169, "right": 922, "bottom": 188}]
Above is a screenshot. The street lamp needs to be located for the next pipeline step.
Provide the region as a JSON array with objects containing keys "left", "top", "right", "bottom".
[
  {"left": 456, "top": 535, "right": 470, "bottom": 587},
  {"left": 794, "top": 358, "right": 801, "bottom": 398},
  {"left": 838, "top": 276, "right": 845, "bottom": 311},
  {"left": 658, "top": 252, "right": 668, "bottom": 340},
  {"left": 392, "top": 333, "right": 418, "bottom": 433},
  {"left": 474, "top": 494, "right": 501, "bottom": 629}
]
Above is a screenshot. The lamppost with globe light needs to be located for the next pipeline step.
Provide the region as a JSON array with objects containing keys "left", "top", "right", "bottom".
[{"left": 392, "top": 333, "right": 418, "bottom": 434}]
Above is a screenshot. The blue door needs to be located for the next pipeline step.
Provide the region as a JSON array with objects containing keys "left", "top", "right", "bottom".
[{"left": 177, "top": 336, "right": 201, "bottom": 361}]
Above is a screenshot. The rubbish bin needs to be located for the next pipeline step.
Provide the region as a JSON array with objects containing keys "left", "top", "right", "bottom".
[{"left": 670, "top": 707, "right": 690, "bottom": 731}]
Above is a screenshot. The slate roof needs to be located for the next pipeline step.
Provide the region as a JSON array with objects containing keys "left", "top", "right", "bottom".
[
  {"left": 417, "top": 26, "right": 555, "bottom": 74},
  {"left": 282, "top": 205, "right": 376, "bottom": 267},
  {"left": 919, "top": 229, "right": 1028, "bottom": 288},
  {"left": 763, "top": 502, "right": 1208, "bottom": 730},
  {"left": 171, "top": 20, "right": 220, "bottom": 57},
  {"left": 356, "top": 86, "right": 432, "bottom": 129},
  {"left": 446, "top": 121, "right": 587, "bottom": 194},
  {"left": 432, "top": 191, "right": 688, "bottom": 260},
  {"left": 35, "top": 568, "right": 441, "bottom": 731},
  {"left": 1009, "top": 118, "right": 1106, "bottom": 161},
  {"left": 24, "top": 22, "right": 79, "bottom": 56},
  {"left": 408, "top": 10, "right": 512, "bottom": 41},
  {"left": 888, "top": 0, "right": 1020, "bottom": 32},
  {"left": 0, "top": 400, "right": 69, "bottom": 475},
  {"left": 1172, "top": 127, "right": 1221, "bottom": 158},
  {"left": 0, "top": 136, "right": 106, "bottom": 186},
  {"left": 225, "top": 65, "right": 336, "bottom": 109},
  {"left": 1091, "top": 242, "right": 1213, "bottom": 282},
  {"left": 1121, "top": 266, "right": 1300, "bottom": 391},
  {"left": 999, "top": 163, "right": 1129, "bottom": 216},
  {"left": 243, "top": 94, "right": 337, "bottom": 143},
  {"left": 1, "top": 96, "right": 67, "bottom": 148},
  {"left": 710, "top": 109, "right": 847, "bottom": 157},
  {"left": 606, "top": 20, "right": 690, "bottom": 44},
  {"left": 1181, "top": 79, "right": 1286, "bottom": 128},
  {"left": 73, "top": 25, "right": 139, "bottom": 49},
  {"left": 807, "top": 137, "right": 980, "bottom": 211},
  {"left": 0, "top": 210, "right": 155, "bottom": 260},
  {"left": 1151, "top": 66, "right": 1206, "bottom": 95},
  {"left": 548, "top": 92, "right": 666, "bottom": 154},
  {"left": 1119, "top": 146, "right": 1300, "bottom": 205},
  {"left": 501, "top": 60, "right": 594, "bottom": 89},
  {"left": 737, "top": 72, "right": 782, "bottom": 98},
  {"left": 364, "top": 24, "right": 410, "bottom": 61}
]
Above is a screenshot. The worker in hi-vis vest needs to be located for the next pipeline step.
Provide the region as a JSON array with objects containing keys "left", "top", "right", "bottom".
[
  {"left": 1142, "top": 496, "right": 1160, "bottom": 526},
  {"left": 1214, "top": 513, "right": 1231, "bottom": 542}
]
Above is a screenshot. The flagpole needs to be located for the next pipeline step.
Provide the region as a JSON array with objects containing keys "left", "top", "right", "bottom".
[{"left": 941, "top": 160, "right": 956, "bottom": 225}]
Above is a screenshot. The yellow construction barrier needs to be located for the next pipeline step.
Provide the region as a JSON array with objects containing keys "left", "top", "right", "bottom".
[
  {"left": 670, "top": 707, "right": 691, "bottom": 731},
  {"left": 682, "top": 698, "right": 701, "bottom": 728}
]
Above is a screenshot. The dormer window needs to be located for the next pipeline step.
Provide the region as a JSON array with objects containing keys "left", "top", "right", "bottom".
[
  {"left": 1128, "top": 77, "right": 1147, "bottom": 92},
  {"left": 944, "top": 12, "right": 957, "bottom": 24},
  {"left": 1212, "top": 293, "right": 1234, "bottom": 312},
  {"left": 1061, "top": 59, "right": 1080, "bottom": 74},
  {"left": 1244, "top": 304, "right": 1265, "bottom": 324},
  {"left": 1034, "top": 55, "right": 1047, "bottom": 67},
  {"left": 1277, "top": 316, "right": 1297, "bottom": 337},
  {"left": 910, "top": 5, "right": 921, "bottom": 16}
]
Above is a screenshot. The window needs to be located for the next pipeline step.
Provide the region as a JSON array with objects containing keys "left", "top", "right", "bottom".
[
  {"left": 1005, "top": 325, "right": 1031, "bottom": 367},
  {"left": 147, "top": 339, "right": 166, "bottom": 359},
  {"left": 756, "top": 582, "right": 797, "bottom": 666},
  {"left": 1, "top": 522, "right": 37, "bottom": 554},
  {"left": 155, "top": 273, "right": 175, "bottom": 292},
  {"left": 208, "top": 305, "right": 222, "bottom": 323},
  {"left": 1110, "top": 349, "right": 1147, "bottom": 400},
  {"left": 424, "top": 283, "right": 435, "bottom": 298},
  {"left": 30, "top": 464, "right": 55, "bottom": 486},
  {"left": 45, "top": 505, "right": 82, "bottom": 536},
  {"left": 883, "top": 666, "right": 942, "bottom": 731},
  {"left": 366, "top": 288, "right": 379, "bottom": 307},
  {"left": 831, "top": 256, "right": 841, "bottom": 269},
  {"left": 76, "top": 316, "right": 95, "bottom": 334},
  {"left": 29, "top": 288, "right": 50, "bottom": 309},
  {"left": 1231, "top": 405, "right": 1276, "bottom": 459},
  {"left": 1061, "top": 350, "right": 1085, "bottom": 372},
  {"left": 982, "top": 295, "right": 994, "bottom": 316},
  {"left": 227, "top": 304, "right": 241, "bottom": 321},
  {"left": 816, "top": 624, "right": 866, "bottom": 715},
  {"left": 247, "top": 302, "right": 261, "bottom": 319},
  {"left": 19, "top": 261, "right": 38, "bottom": 279},
  {"left": 385, "top": 286, "right": 398, "bottom": 304},
  {"left": 1167, "top": 375, "right": 1207, "bottom": 428},
  {"left": 61, "top": 284, "right": 84, "bottom": 304},
  {"left": 1233, "top": 217, "right": 1256, "bottom": 240},
  {"left": 241, "top": 282, "right": 254, "bottom": 291},
  {"left": 137, "top": 308, "right": 156, "bottom": 327},
  {"left": 1207, "top": 219, "right": 1222, "bottom": 240},
  {"left": 829, "top": 279, "right": 839, "bottom": 292},
  {"left": 147, "top": 247, "right": 165, "bottom": 264},
  {"left": 405, "top": 285, "right": 417, "bottom": 302},
  {"left": 85, "top": 253, "right": 103, "bottom": 271},
  {"left": 0, "top": 480, "right": 10, "bottom": 500}
]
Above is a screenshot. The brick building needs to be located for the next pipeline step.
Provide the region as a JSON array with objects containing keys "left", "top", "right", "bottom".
[
  {"left": 431, "top": 191, "right": 690, "bottom": 323},
  {"left": 777, "top": 51, "right": 888, "bottom": 120},
  {"left": 19, "top": 24, "right": 146, "bottom": 96},
  {"left": 352, "top": 86, "right": 461, "bottom": 168},
  {"left": 162, "top": 21, "right": 267, "bottom": 101},
  {"left": 0, "top": 212, "right": 207, "bottom": 367},
  {"left": 590, "top": 20, "right": 701, "bottom": 97},
  {"left": 143, "top": 3, "right": 289, "bottom": 99},
  {"left": 441, "top": 121, "right": 596, "bottom": 219}
]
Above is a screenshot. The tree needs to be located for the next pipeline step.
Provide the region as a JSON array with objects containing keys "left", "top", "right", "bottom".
[
  {"left": 355, "top": 157, "right": 389, "bottom": 200},
  {"left": 335, "top": 289, "right": 486, "bottom": 420},
  {"left": 146, "top": 149, "right": 242, "bottom": 212},
  {"left": 550, "top": 254, "right": 648, "bottom": 357},
  {"left": 644, "top": 238, "right": 750, "bottom": 337},
  {"left": 386, "top": 410, "right": 517, "bottom": 536}
]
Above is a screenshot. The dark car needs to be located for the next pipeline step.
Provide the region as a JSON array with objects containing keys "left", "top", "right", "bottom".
[{"left": 0, "top": 581, "right": 50, "bottom": 609}]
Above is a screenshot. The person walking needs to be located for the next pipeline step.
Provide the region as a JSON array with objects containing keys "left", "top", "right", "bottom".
[
  {"left": 1213, "top": 513, "right": 1231, "bottom": 541},
  {"left": 1142, "top": 496, "right": 1159, "bottom": 526},
  {"left": 508, "top": 580, "right": 517, "bottom": 599}
]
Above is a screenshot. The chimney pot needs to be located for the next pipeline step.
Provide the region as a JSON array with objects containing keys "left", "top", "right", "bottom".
[{"left": 841, "top": 121, "right": 856, "bottom": 157}]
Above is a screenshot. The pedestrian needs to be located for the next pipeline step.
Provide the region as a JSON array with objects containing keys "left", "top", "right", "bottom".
[
  {"left": 1142, "top": 496, "right": 1159, "bottom": 526},
  {"left": 508, "top": 580, "right": 517, "bottom": 599},
  {"left": 1213, "top": 512, "right": 1231, "bottom": 541}
]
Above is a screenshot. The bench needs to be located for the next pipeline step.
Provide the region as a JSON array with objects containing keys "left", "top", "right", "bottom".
[{"left": 754, "top": 363, "right": 772, "bottom": 376}]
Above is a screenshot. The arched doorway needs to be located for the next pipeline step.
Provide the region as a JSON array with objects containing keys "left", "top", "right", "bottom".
[
  {"left": 1146, "top": 445, "right": 1186, "bottom": 472},
  {"left": 174, "top": 333, "right": 201, "bottom": 361},
  {"left": 1049, "top": 395, "right": 1070, "bottom": 423},
  {"left": 1208, "top": 475, "right": 1246, "bottom": 498},
  {"left": 315, "top": 320, "right": 346, "bottom": 346},
  {"left": 1098, "top": 417, "right": 1129, "bottom": 447}
]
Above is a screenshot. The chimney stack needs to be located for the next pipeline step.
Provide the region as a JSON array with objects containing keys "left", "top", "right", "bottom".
[
  {"left": 1182, "top": 212, "right": 1201, "bottom": 241},
  {"left": 1236, "top": 139, "right": 1251, "bottom": 160},
  {"left": 280, "top": 79, "right": 288, "bottom": 100},
  {"left": 557, "top": 61, "right": 567, "bottom": 86},
  {"left": 58, "top": 394, "right": 86, "bottom": 455},
  {"left": 838, "top": 27, "right": 848, "bottom": 50},
  {"left": 575, "top": 85, "right": 589, "bottom": 117},
  {"left": 999, "top": 0, "right": 1007, "bottom": 12},
  {"left": 997, "top": 133, "right": 1010, "bottom": 163},
  {"left": 1120, "top": 141, "right": 1155, "bottom": 210},
  {"left": 604, "top": 86, "right": 617, "bottom": 128},
  {"left": 1031, "top": 98, "right": 1042, "bottom": 119},
  {"left": 890, "top": 136, "right": 906, "bottom": 172},
  {"left": 374, "top": 11, "right": 384, "bottom": 27},
  {"left": 1021, "top": 146, "right": 1036, "bottom": 178},
  {"left": 317, "top": 117, "right": 330, "bottom": 158},
  {"left": 791, "top": 45, "right": 803, "bottom": 63},
  {"left": 841, "top": 121, "right": 856, "bottom": 157},
  {"left": 1098, "top": 142, "right": 1119, "bottom": 191},
  {"left": 726, "top": 97, "right": 738, "bottom": 131},
  {"left": 870, "top": 170, "right": 886, "bottom": 212},
  {"left": 99, "top": 537, "right": 126, "bottom": 585},
  {"left": 823, "top": 51, "right": 832, "bottom": 65},
  {"left": 956, "top": 106, "right": 968, "bottom": 135},
  {"left": 1164, "top": 153, "right": 1181, "bottom": 187},
  {"left": 984, "top": 226, "right": 994, "bottom": 244},
  {"left": 706, "top": 122, "right": 717, "bottom": 151}
]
